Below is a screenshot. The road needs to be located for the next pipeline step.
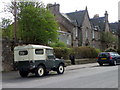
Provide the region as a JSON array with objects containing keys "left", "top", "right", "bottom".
[{"left": 2, "top": 63, "right": 119, "bottom": 88}]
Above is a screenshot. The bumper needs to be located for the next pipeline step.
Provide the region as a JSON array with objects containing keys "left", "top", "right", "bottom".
[
  {"left": 97, "top": 59, "right": 113, "bottom": 64},
  {"left": 14, "top": 61, "right": 36, "bottom": 71}
]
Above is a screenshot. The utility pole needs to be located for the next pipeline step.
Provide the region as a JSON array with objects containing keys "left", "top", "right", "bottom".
[
  {"left": 118, "top": 20, "right": 120, "bottom": 54},
  {"left": 118, "top": 2, "right": 120, "bottom": 54},
  {"left": 14, "top": 0, "right": 17, "bottom": 44}
]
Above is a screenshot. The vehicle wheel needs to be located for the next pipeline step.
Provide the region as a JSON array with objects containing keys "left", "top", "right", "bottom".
[
  {"left": 35, "top": 65, "right": 45, "bottom": 77},
  {"left": 99, "top": 63, "right": 103, "bottom": 66},
  {"left": 57, "top": 64, "right": 64, "bottom": 74},
  {"left": 19, "top": 71, "right": 29, "bottom": 77},
  {"left": 113, "top": 60, "right": 117, "bottom": 66}
]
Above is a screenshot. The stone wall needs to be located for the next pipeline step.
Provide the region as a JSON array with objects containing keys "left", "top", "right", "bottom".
[
  {"left": 2, "top": 38, "right": 14, "bottom": 71},
  {"left": 65, "top": 58, "right": 97, "bottom": 66}
]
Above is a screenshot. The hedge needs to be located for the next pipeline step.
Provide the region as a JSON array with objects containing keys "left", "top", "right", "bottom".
[
  {"left": 53, "top": 46, "right": 101, "bottom": 60},
  {"left": 73, "top": 46, "right": 101, "bottom": 59},
  {"left": 54, "top": 47, "right": 72, "bottom": 59}
]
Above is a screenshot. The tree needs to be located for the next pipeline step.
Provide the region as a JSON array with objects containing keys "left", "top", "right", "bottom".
[
  {"left": 17, "top": 1, "right": 58, "bottom": 45},
  {"left": 3, "top": 1, "right": 58, "bottom": 45},
  {"left": 1, "top": 18, "right": 13, "bottom": 39},
  {"left": 100, "top": 31, "right": 118, "bottom": 47}
]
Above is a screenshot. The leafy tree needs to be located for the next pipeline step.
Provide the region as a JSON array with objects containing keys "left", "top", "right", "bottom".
[
  {"left": 17, "top": 2, "right": 58, "bottom": 45},
  {"left": 100, "top": 31, "right": 118, "bottom": 47},
  {"left": 3, "top": 1, "right": 58, "bottom": 44},
  {"left": 1, "top": 18, "right": 12, "bottom": 29},
  {"left": 1, "top": 18, "right": 13, "bottom": 39}
]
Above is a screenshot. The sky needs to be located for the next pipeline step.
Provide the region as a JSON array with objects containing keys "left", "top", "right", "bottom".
[{"left": 0, "top": 0, "right": 120, "bottom": 23}]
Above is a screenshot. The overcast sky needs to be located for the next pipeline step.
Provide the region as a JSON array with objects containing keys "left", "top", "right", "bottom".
[{"left": 0, "top": 0, "right": 120, "bottom": 23}]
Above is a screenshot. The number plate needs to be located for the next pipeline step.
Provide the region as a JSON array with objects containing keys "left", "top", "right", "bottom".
[{"left": 101, "top": 58, "right": 107, "bottom": 60}]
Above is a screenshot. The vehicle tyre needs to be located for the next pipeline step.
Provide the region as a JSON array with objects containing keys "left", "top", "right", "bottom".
[
  {"left": 19, "top": 71, "right": 29, "bottom": 77},
  {"left": 57, "top": 64, "right": 64, "bottom": 74},
  {"left": 99, "top": 63, "right": 103, "bottom": 66},
  {"left": 35, "top": 65, "right": 45, "bottom": 77},
  {"left": 113, "top": 60, "right": 117, "bottom": 66}
]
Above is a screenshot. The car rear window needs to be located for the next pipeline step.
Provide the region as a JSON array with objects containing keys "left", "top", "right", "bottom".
[{"left": 99, "top": 53, "right": 109, "bottom": 57}]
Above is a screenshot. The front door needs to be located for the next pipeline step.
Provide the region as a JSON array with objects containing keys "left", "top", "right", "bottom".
[{"left": 46, "top": 55, "right": 55, "bottom": 69}]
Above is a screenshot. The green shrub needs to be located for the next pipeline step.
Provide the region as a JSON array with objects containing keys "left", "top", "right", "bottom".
[
  {"left": 54, "top": 47, "right": 72, "bottom": 59},
  {"left": 49, "top": 41, "right": 66, "bottom": 47},
  {"left": 105, "top": 47, "right": 117, "bottom": 52},
  {"left": 53, "top": 46, "right": 101, "bottom": 60},
  {"left": 73, "top": 46, "right": 101, "bottom": 59}
]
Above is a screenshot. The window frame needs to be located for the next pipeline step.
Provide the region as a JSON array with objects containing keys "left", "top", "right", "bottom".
[
  {"left": 35, "top": 49, "right": 44, "bottom": 55},
  {"left": 19, "top": 50, "right": 28, "bottom": 56}
]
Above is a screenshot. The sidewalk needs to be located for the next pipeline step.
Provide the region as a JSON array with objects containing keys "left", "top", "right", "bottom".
[{"left": 66, "top": 63, "right": 99, "bottom": 71}]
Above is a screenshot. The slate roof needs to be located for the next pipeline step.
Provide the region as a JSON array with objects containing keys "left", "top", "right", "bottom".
[
  {"left": 90, "top": 17, "right": 105, "bottom": 31},
  {"left": 109, "top": 22, "right": 118, "bottom": 34},
  {"left": 66, "top": 10, "right": 86, "bottom": 26}
]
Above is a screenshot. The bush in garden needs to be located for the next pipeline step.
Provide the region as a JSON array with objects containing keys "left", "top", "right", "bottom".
[
  {"left": 73, "top": 46, "right": 101, "bottom": 59},
  {"left": 53, "top": 46, "right": 101, "bottom": 60},
  {"left": 54, "top": 47, "right": 72, "bottom": 59},
  {"left": 49, "top": 41, "right": 66, "bottom": 47}
]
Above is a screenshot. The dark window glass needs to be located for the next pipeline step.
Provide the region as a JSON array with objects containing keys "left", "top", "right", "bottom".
[
  {"left": 19, "top": 50, "right": 28, "bottom": 55},
  {"left": 46, "top": 49, "right": 53, "bottom": 55},
  {"left": 99, "top": 53, "right": 109, "bottom": 57},
  {"left": 35, "top": 49, "right": 44, "bottom": 54}
]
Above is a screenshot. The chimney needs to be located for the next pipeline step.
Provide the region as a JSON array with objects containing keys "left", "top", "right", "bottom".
[
  {"left": 93, "top": 14, "right": 99, "bottom": 18},
  {"left": 47, "top": 3, "right": 60, "bottom": 15},
  {"left": 104, "top": 11, "right": 108, "bottom": 22}
]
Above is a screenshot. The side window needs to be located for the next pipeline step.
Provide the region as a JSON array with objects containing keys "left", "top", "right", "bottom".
[
  {"left": 35, "top": 49, "right": 44, "bottom": 54},
  {"left": 19, "top": 50, "right": 28, "bottom": 56},
  {"left": 46, "top": 49, "right": 53, "bottom": 55}
]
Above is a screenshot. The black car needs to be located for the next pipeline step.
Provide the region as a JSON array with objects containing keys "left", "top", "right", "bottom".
[{"left": 97, "top": 52, "right": 120, "bottom": 66}]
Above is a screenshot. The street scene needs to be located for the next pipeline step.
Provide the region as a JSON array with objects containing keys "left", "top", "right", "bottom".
[
  {"left": 0, "top": 0, "right": 120, "bottom": 89},
  {"left": 2, "top": 63, "right": 119, "bottom": 88}
]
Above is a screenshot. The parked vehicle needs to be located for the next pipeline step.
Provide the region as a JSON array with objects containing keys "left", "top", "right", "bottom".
[
  {"left": 97, "top": 52, "right": 120, "bottom": 66},
  {"left": 14, "top": 44, "right": 65, "bottom": 77}
]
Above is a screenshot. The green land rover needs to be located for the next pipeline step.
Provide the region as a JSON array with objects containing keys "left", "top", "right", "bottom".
[{"left": 14, "top": 44, "right": 65, "bottom": 77}]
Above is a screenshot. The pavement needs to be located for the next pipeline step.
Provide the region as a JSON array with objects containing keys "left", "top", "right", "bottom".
[{"left": 66, "top": 63, "right": 98, "bottom": 71}]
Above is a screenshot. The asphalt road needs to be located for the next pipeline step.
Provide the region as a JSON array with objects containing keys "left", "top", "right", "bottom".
[{"left": 2, "top": 63, "right": 119, "bottom": 88}]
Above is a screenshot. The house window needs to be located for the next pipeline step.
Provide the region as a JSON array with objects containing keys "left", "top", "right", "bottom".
[
  {"left": 86, "top": 27, "right": 89, "bottom": 38},
  {"left": 92, "top": 30, "right": 95, "bottom": 39},
  {"left": 86, "top": 30, "right": 88, "bottom": 38},
  {"left": 76, "top": 27, "right": 78, "bottom": 37},
  {"left": 67, "top": 39, "right": 69, "bottom": 45}
]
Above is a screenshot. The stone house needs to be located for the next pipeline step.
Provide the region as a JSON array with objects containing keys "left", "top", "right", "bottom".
[
  {"left": 66, "top": 7, "right": 92, "bottom": 47},
  {"left": 48, "top": 3, "right": 118, "bottom": 50},
  {"left": 47, "top": 3, "right": 92, "bottom": 47},
  {"left": 91, "top": 12, "right": 118, "bottom": 50}
]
